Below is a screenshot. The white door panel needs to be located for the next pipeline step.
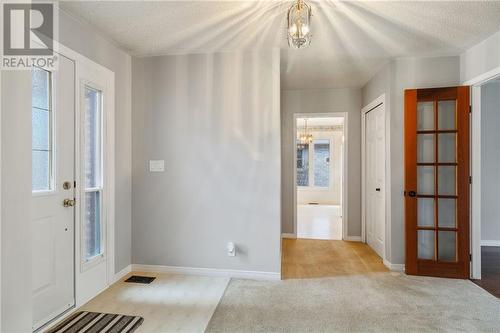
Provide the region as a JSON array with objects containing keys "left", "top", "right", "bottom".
[
  {"left": 366, "top": 104, "right": 385, "bottom": 259},
  {"left": 32, "top": 54, "right": 75, "bottom": 330}
]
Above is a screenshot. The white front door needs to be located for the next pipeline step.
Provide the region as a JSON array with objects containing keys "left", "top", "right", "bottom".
[
  {"left": 365, "top": 104, "right": 385, "bottom": 259},
  {"left": 31, "top": 55, "right": 76, "bottom": 330}
]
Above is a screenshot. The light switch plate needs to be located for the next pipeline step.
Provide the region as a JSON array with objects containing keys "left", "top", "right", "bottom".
[{"left": 149, "top": 160, "right": 165, "bottom": 172}]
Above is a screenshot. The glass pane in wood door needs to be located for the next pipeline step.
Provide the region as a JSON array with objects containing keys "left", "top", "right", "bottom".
[
  {"left": 418, "top": 230, "right": 435, "bottom": 260},
  {"left": 438, "top": 231, "right": 456, "bottom": 262},
  {"left": 438, "top": 166, "right": 456, "bottom": 195},
  {"left": 438, "top": 198, "right": 456, "bottom": 228},
  {"left": 417, "top": 134, "right": 434, "bottom": 163},
  {"left": 438, "top": 133, "right": 456, "bottom": 163},
  {"left": 438, "top": 101, "right": 456, "bottom": 130},
  {"left": 418, "top": 166, "right": 434, "bottom": 195},
  {"left": 417, "top": 198, "right": 434, "bottom": 227},
  {"left": 417, "top": 102, "right": 434, "bottom": 130}
]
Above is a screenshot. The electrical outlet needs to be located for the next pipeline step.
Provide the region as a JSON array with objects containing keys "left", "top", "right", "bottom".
[{"left": 227, "top": 242, "right": 236, "bottom": 257}]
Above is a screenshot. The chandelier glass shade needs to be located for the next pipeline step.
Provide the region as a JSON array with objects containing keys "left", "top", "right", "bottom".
[
  {"left": 287, "top": 0, "right": 312, "bottom": 49},
  {"left": 298, "top": 119, "right": 313, "bottom": 146}
]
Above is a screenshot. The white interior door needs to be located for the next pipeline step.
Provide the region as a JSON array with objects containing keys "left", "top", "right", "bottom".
[
  {"left": 365, "top": 104, "right": 385, "bottom": 258},
  {"left": 31, "top": 55, "right": 76, "bottom": 330}
]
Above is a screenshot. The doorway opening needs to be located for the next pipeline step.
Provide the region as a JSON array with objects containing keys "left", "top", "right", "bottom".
[
  {"left": 469, "top": 74, "right": 500, "bottom": 296},
  {"left": 294, "top": 115, "right": 345, "bottom": 240}
]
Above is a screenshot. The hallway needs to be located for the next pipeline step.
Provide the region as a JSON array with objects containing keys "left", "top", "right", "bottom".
[{"left": 281, "top": 238, "right": 388, "bottom": 279}]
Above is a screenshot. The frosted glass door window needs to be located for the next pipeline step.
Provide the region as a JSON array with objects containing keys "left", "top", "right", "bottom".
[
  {"left": 438, "top": 101, "right": 456, "bottom": 130},
  {"left": 417, "top": 198, "right": 434, "bottom": 227},
  {"left": 417, "top": 166, "right": 434, "bottom": 195},
  {"left": 32, "top": 68, "right": 53, "bottom": 191},
  {"left": 438, "top": 231, "right": 456, "bottom": 262},
  {"left": 438, "top": 166, "right": 456, "bottom": 196},
  {"left": 417, "top": 134, "right": 434, "bottom": 163},
  {"left": 417, "top": 102, "right": 434, "bottom": 130},
  {"left": 438, "top": 134, "right": 456, "bottom": 163},
  {"left": 84, "top": 191, "right": 101, "bottom": 260},
  {"left": 438, "top": 199, "right": 456, "bottom": 228},
  {"left": 418, "top": 230, "right": 435, "bottom": 260},
  {"left": 83, "top": 86, "right": 104, "bottom": 262}
]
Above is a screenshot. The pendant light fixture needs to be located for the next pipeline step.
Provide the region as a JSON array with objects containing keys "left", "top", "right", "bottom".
[
  {"left": 298, "top": 119, "right": 313, "bottom": 147},
  {"left": 287, "top": 0, "right": 312, "bottom": 49}
]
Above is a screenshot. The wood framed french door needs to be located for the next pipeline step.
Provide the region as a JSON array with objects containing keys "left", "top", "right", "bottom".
[{"left": 404, "top": 87, "right": 470, "bottom": 279}]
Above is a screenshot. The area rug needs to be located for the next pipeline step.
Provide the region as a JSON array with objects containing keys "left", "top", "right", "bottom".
[
  {"left": 47, "top": 311, "right": 143, "bottom": 333},
  {"left": 205, "top": 272, "right": 500, "bottom": 333}
]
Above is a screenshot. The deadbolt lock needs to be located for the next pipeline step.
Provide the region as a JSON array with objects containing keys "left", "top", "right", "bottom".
[
  {"left": 63, "top": 181, "right": 72, "bottom": 190},
  {"left": 63, "top": 198, "right": 76, "bottom": 207}
]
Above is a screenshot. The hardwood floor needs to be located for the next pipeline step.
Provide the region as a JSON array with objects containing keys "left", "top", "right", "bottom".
[
  {"left": 282, "top": 238, "right": 388, "bottom": 279},
  {"left": 297, "top": 204, "right": 342, "bottom": 240},
  {"left": 472, "top": 246, "right": 500, "bottom": 298}
]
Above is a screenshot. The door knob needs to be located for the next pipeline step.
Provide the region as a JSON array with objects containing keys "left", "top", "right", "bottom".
[
  {"left": 376, "top": 188, "right": 381, "bottom": 192},
  {"left": 63, "top": 199, "right": 76, "bottom": 207},
  {"left": 408, "top": 191, "right": 416, "bottom": 197}
]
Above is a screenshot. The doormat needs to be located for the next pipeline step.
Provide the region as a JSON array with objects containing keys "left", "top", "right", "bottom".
[
  {"left": 124, "top": 275, "right": 156, "bottom": 284},
  {"left": 46, "top": 311, "right": 143, "bottom": 333}
]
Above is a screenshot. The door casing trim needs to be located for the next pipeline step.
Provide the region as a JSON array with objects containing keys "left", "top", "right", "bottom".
[{"left": 464, "top": 65, "right": 500, "bottom": 280}]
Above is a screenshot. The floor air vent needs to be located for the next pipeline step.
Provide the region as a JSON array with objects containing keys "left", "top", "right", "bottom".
[{"left": 125, "top": 275, "right": 156, "bottom": 284}]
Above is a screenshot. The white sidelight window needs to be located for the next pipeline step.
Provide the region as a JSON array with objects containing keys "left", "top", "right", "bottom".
[{"left": 83, "top": 86, "right": 104, "bottom": 263}]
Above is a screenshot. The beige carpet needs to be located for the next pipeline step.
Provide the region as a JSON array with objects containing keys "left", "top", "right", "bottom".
[{"left": 206, "top": 272, "right": 500, "bottom": 333}]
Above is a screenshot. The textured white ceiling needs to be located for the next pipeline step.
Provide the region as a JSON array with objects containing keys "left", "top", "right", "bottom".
[{"left": 60, "top": 1, "right": 500, "bottom": 89}]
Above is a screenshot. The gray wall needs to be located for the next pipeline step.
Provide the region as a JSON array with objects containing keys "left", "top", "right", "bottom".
[
  {"left": 281, "top": 88, "right": 362, "bottom": 236},
  {"left": 1, "top": 71, "right": 33, "bottom": 332},
  {"left": 461, "top": 29, "right": 500, "bottom": 84},
  {"left": 58, "top": 10, "right": 133, "bottom": 272},
  {"left": 362, "top": 56, "right": 460, "bottom": 264},
  {"left": 481, "top": 81, "right": 500, "bottom": 242},
  {"left": 132, "top": 50, "right": 282, "bottom": 273}
]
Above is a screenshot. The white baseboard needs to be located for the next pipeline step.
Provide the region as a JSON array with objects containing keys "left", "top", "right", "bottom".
[
  {"left": 481, "top": 240, "right": 500, "bottom": 247},
  {"left": 281, "top": 233, "right": 297, "bottom": 239},
  {"left": 383, "top": 259, "right": 405, "bottom": 272},
  {"left": 344, "top": 236, "right": 362, "bottom": 242},
  {"left": 131, "top": 264, "right": 281, "bottom": 281},
  {"left": 112, "top": 264, "right": 132, "bottom": 283}
]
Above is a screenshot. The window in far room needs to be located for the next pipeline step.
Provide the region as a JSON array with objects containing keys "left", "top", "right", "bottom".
[{"left": 296, "top": 139, "right": 331, "bottom": 188}]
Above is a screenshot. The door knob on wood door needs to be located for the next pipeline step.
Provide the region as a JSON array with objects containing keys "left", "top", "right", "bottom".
[
  {"left": 63, "top": 199, "right": 76, "bottom": 207},
  {"left": 408, "top": 191, "right": 416, "bottom": 197}
]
